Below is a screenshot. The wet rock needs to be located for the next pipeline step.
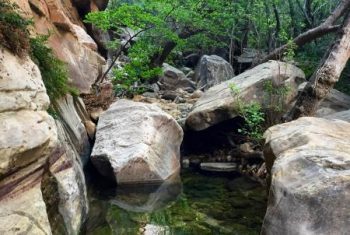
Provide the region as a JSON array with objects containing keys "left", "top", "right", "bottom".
[
  {"left": 159, "top": 63, "right": 196, "bottom": 92},
  {"left": 262, "top": 117, "right": 350, "bottom": 235},
  {"left": 195, "top": 55, "right": 235, "bottom": 90},
  {"left": 91, "top": 100, "right": 184, "bottom": 184},
  {"left": 186, "top": 61, "right": 305, "bottom": 131},
  {"left": 200, "top": 162, "right": 239, "bottom": 173}
]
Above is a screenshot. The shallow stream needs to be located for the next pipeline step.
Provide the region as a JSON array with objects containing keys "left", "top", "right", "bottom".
[{"left": 83, "top": 168, "right": 267, "bottom": 235}]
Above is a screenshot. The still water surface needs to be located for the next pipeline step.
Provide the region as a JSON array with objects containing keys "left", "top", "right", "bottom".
[{"left": 83, "top": 169, "right": 267, "bottom": 235}]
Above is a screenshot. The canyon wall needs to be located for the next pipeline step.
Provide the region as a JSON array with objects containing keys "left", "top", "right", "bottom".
[{"left": 0, "top": 0, "right": 107, "bottom": 234}]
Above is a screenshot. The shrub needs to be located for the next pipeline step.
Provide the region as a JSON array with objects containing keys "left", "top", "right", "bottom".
[
  {"left": 229, "top": 83, "right": 265, "bottom": 144},
  {"left": 0, "top": 0, "right": 31, "bottom": 57},
  {"left": 30, "top": 36, "right": 77, "bottom": 101}
]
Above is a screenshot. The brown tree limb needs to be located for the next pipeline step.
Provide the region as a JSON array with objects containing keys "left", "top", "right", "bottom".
[
  {"left": 257, "top": 0, "right": 350, "bottom": 64},
  {"left": 285, "top": 13, "right": 350, "bottom": 120}
]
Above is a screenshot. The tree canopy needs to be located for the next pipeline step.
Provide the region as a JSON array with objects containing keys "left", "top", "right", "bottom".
[{"left": 85, "top": 0, "right": 349, "bottom": 97}]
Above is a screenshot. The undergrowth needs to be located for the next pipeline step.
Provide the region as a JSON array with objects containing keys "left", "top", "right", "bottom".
[{"left": 229, "top": 80, "right": 291, "bottom": 146}]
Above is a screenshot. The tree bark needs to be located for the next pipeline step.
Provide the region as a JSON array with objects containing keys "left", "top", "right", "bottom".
[
  {"left": 257, "top": 0, "right": 350, "bottom": 64},
  {"left": 150, "top": 28, "right": 204, "bottom": 67},
  {"left": 285, "top": 13, "right": 350, "bottom": 120}
]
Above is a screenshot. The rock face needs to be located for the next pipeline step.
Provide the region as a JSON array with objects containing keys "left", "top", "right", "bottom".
[
  {"left": 13, "top": 0, "right": 106, "bottom": 94},
  {"left": 91, "top": 100, "right": 184, "bottom": 184},
  {"left": 0, "top": 49, "right": 57, "bottom": 235},
  {"left": 262, "top": 117, "right": 350, "bottom": 235},
  {"left": 186, "top": 60, "right": 305, "bottom": 131},
  {"left": 54, "top": 95, "right": 91, "bottom": 164},
  {"left": 1, "top": 0, "right": 106, "bottom": 233},
  {"left": 0, "top": 44, "right": 90, "bottom": 235},
  {"left": 195, "top": 55, "right": 235, "bottom": 90},
  {"left": 159, "top": 63, "right": 196, "bottom": 93}
]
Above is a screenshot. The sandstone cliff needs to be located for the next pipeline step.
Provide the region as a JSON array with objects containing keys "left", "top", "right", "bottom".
[{"left": 0, "top": 0, "right": 107, "bottom": 234}]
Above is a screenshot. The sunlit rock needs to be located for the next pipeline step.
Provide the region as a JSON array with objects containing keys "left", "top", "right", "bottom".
[
  {"left": 262, "top": 117, "right": 350, "bottom": 234},
  {"left": 186, "top": 60, "right": 305, "bottom": 131},
  {"left": 91, "top": 100, "right": 184, "bottom": 184}
]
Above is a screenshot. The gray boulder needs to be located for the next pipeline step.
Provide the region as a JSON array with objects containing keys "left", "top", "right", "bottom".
[
  {"left": 186, "top": 60, "right": 305, "bottom": 131},
  {"left": 159, "top": 63, "right": 196, "bottom": 92},
  {"left": 262, "top": 117, "right": 350, "bottom": 235},
  {"left": 91, "top": 100, "right": 183, "bottom": 184},
  {"left": 195, "top": 55, "right": 235, "bottom": 90}
]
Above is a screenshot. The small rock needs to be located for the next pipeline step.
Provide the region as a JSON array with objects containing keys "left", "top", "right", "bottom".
[
  {"left": 182, "top": 159, "right": 190, "bottom": 168},
  {"left": 84, "top": 120, "right": 96, "bottom": 140},
  {"left": 90, "top": 107, "right": 104, "bottom": 122},
  {"left": 190, "top": 90, "right": 203, "bottom": 99},
  {"left": 239, "top": 143, "right": 254, "bottom": 153}
]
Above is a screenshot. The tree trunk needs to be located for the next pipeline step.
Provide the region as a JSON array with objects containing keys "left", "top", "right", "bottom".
[
  {"left": 150, "top": 29, "right": 203, "bottom": 67},
  {"left": 285, "top": 13, "right": 350, "bottom": 120},
  {"left": 150, "top": 41, "right": 177, "bottom": 67},
  {"left": 257, "top": 0, "right": 350, "bottom": 64}
]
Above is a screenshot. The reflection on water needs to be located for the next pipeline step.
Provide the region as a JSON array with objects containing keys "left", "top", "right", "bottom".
[{"left": 83, "top": 169, "right": 266, "bottom": 235}]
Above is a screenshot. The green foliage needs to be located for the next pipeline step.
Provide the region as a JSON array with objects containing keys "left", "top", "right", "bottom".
[
  {"left": 0, "top": 0, "right": 31, "bottom": 56},
  {"left": 86, "top": 0, "right": 238, "bottom": 95},
  {"left": 229, "top": 83, "right": 265, "bottom": 143},
  {"left": 238, "top": 102, "right": 265, "bottom": 143},
  {"left": 229, "top": 80, "right": 292, "bottom": 144},
  {"left": 283, "top": 40, "right": 298, "bottom": 62},
  {"left": 30, "top": 36, "right": 77, "bottom": 101}
]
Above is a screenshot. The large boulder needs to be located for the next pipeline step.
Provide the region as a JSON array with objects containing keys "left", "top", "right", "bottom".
[
  {"left": 159, "top": 63, "right": 196, "bottom": 92},
  {"left": 91, "top": 100, "right": 184, "bottom": 184},
  {"left": 195, "top": 55, "right": 235, "bottom": 90},
  {"left": 262, "top": 117, "right": 350, "bottom": 235},
  {"left": 186, "top": 60, "right": 305, "bottom": 131}
]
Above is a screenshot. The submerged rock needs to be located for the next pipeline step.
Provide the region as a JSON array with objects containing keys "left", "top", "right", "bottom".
[
  {"left": 200, "top": 162, "right": 239, "bottom": 173},
  {"left": 262, "top": 117, "right": 350, "bottom": 235},
  {"left": 195, "top": 55, "right": 235, "bottom": 90},
  {"left": 91, "top": 100, "right": 184, "bottom": 184},
  {"left": 186, "top": 60, "right": 305, "bottom": 131}
]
